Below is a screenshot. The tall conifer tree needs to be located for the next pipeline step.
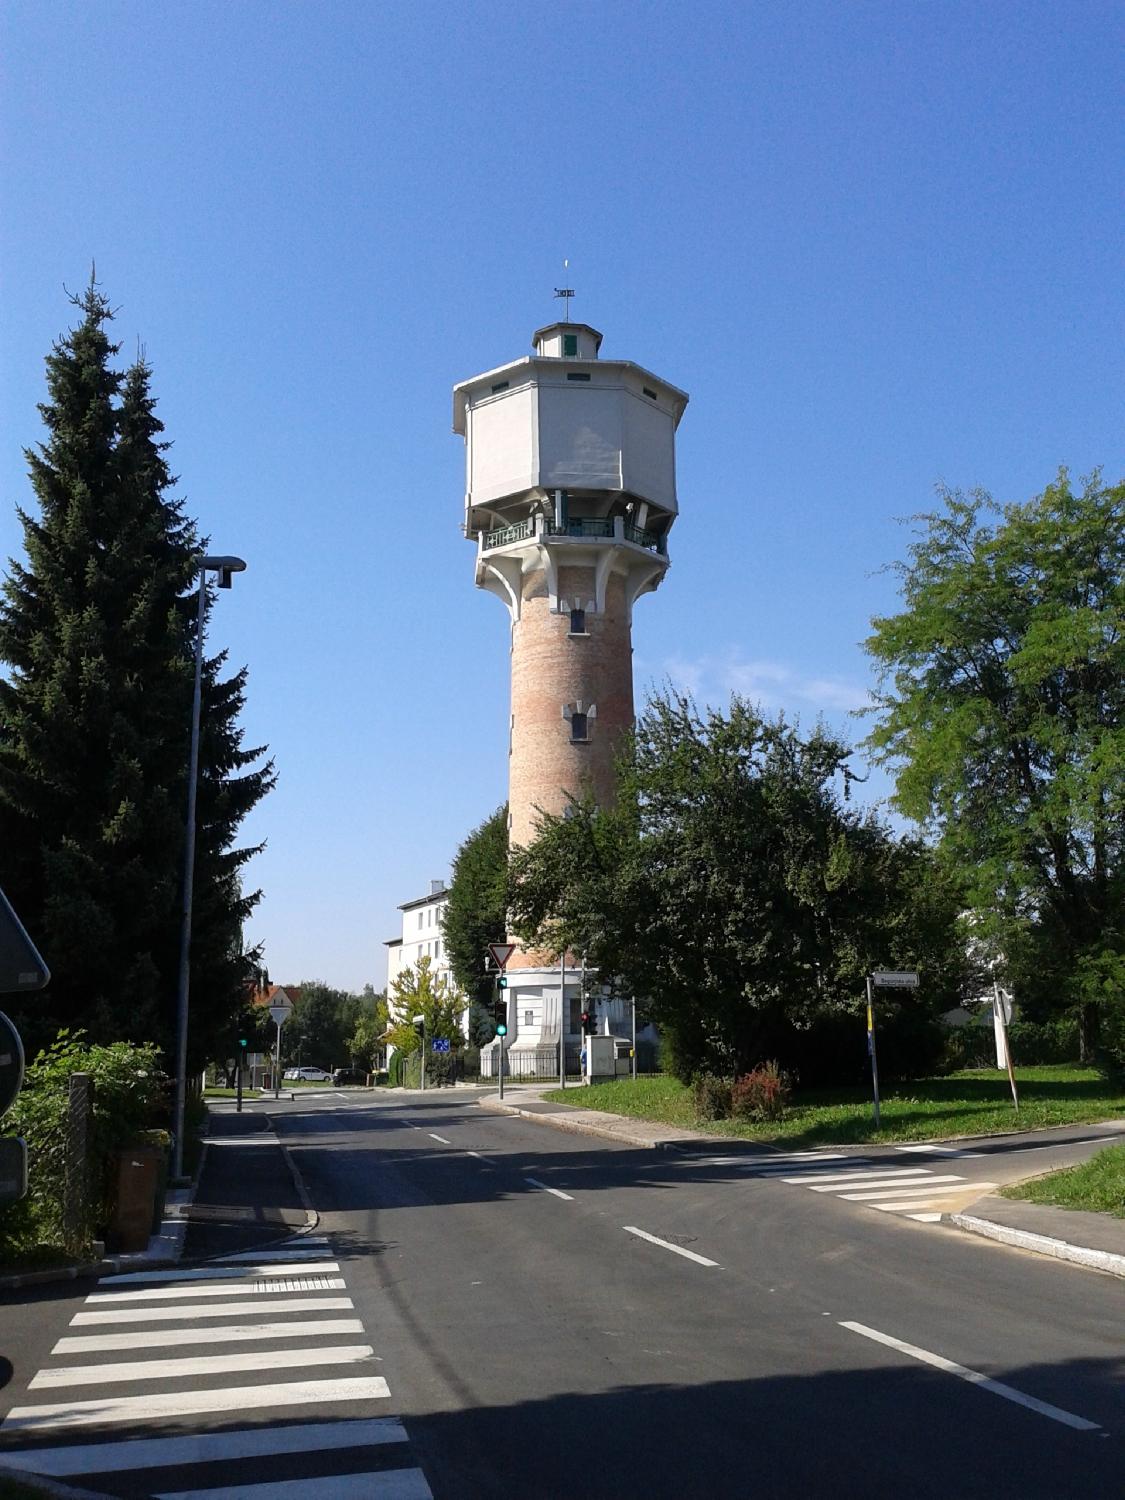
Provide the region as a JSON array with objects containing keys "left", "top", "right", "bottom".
[{"left": 0, "top": 280, "right": 274, "bottom": 1060}]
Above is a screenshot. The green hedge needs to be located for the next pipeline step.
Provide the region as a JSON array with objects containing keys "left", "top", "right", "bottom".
[{"left": 0, "top": 1030, "right": 168, "bottom": 1258}]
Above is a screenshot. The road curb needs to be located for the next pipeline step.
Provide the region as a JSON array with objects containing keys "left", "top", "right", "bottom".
[
  {"left": 264, "top": 1111, "right": 319, "bottom": 1237},
  {"left": 478, "top": 1096, "right": 679, "bottom": 1150},
  {"left": 949, "top": 1211, "right": 1125, "bottom": 1279}
]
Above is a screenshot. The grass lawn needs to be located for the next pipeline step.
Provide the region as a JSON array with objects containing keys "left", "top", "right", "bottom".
[
  {"left": 541, "top": 1066, "right": 1124, "bottom": 1146},
  {"left": 1002, "top": 1142, "right": 1125, "bottom": 1218}
]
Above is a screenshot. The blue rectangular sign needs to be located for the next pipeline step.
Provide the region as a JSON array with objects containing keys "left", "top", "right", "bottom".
[{"left": 431, "top": 1038, "right": 451, "bottom": 1053}]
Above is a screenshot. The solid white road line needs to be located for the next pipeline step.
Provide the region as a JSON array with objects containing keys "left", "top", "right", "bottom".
[
  {"left": 156, "top": 1469, "right": 433, "bottom": 1500},
  {"left": 81, "top": 1279, "right": 348, "bottom": 1306},
  {"left": 3, "top": 1376, "right": 392, "bottom": 1432},
  {"left": 71, "top": 1295, "right": 354, "bottom": 1325},
  {"left": 840, "top": 1321, "right": 1101, "bottom": 1431},
  {"left": 429, "top": 1134, "right": 452, "bottom": 1144},
  {"left": 524, "top": 1176, "right": 574, "bottom": 1201},
  {"left": 787, "top": 1170, "right": 937, "bottom": 1188},
  {"left": 30, "top": 1343, "right": 376, "bottom": 1389},
  {"left": 97, "top": 1261, "right": 339, "bottom": 1286},
  {"left": 53, "top": 1319, "right": 365, "bottom": 1354},
  {"left": 623, "top": 1226, "right": 719, "bottom": 1267}
]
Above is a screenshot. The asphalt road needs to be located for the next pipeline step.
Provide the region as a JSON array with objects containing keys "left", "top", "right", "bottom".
[
  {"left": 1, "top": 1091, "right": 1121, "bottom": 1499},
  {"left": 267, "top": 1089, "right": 1125, "bottom": 1499}
]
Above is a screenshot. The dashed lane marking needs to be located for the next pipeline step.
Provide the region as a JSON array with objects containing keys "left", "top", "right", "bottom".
[
  {"left": 623, "top": 1226, "right": 719, "bottom": 1268},
  {"left": 524, "top": 1176, "right": 574, "bottom": 1201}
]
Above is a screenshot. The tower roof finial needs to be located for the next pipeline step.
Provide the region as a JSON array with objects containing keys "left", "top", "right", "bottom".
[{"left": 553, "top": 260, "right": 574, "bottom": 323}]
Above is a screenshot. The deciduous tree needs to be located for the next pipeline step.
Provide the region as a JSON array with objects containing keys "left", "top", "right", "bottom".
[{"left": 864, "top": 470, "right": 1124, "bottom": 1054}]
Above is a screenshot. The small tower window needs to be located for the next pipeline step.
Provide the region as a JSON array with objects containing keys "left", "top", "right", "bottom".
[
  {"left": 491, "top": 381, "right": 509, "bottom": 394},
  {"left": 566, "top": 372, "right": 591, "bottom": 382},
  {"left": 563, "top": 333, "right": 578, "bottom": 357},
  {"left": 569, "top": 607, "right": 586, "bottom": 635},
  {"left": 642, "top": 386, "right": 657, "bottom": 400},
  {"left": 570, "top": 711, "right": 589, "bottom": 743}
]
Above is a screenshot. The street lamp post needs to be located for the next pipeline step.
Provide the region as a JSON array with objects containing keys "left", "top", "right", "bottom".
[{"left": 171, "top": 555, "right": 247, "bottom": 1183}]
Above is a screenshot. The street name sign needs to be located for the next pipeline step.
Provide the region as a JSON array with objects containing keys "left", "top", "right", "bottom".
[
  {"left": 872, "top": 971, "right": 919, "bottom": 989},
  {"left": 0, "top": 886, "right": 49, "bottom": 994},
  {"left": 0, "top": 1011, "right": 26, "bottom": 1119},
  {"left": 488, "top": 943, "right": 516, "bottom": 970}
]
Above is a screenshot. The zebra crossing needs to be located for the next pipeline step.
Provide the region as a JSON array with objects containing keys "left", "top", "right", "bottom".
[
  {"left": 0, "top": 1235, "right": 433, "bottom": 1498},
  {"left": 693, "top": 1148, "right": 996, "bottom": 1222}
]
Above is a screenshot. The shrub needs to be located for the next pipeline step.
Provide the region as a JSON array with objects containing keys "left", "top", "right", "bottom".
[
  {"left": 0, "top": 1030, "right": 167, "bottom": 1258},
  {"left": 691, "top": 1072, "right": 732, "bottom": 1121},
  {"left": 731, "top": 1061, "right": 791, "bottom": 1122},
  {"left": 387, "top": 1052, "right": 404, "bottom": 1087}
]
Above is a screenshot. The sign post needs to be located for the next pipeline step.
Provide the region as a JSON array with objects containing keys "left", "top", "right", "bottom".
[
  {"left": 486, "top": 944, "right": 516, "bottom": 1096},
  {"left": 867, "top": 971, "right": 919, "bottom": 1130},
  {"left": 268, "top": 995, "right": 293, "bottom": 1098},
  {"left": 0, "top": 884, "right": 48, "bottom": 1206},
  {"left": 992, "top": 979, "right": 1019, "bottom": 1112}
]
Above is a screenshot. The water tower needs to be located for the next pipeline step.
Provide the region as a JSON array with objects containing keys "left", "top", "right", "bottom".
[{"left": 453, "top": 315, "right": 689, "bottom": 1076}]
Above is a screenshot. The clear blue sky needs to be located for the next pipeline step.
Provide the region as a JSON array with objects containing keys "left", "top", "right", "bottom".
[{"left": 3, "top": 1, "right": 1122, "bottom": 992}]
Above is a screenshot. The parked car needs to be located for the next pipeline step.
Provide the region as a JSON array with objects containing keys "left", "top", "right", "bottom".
[
  {"left": 282, "top": 1068, "right": 300, "bottom": 1080},
  {"left": 293, "top": 1066, "right": 331, "bottom": 1082},
  {"left": 332, "top": 1068, "right": 367, "bottom": 1086}
]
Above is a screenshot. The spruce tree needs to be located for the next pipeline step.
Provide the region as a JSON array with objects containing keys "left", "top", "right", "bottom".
[{"left": 0, "top": 280, "right": 274, "bottom": 1063}]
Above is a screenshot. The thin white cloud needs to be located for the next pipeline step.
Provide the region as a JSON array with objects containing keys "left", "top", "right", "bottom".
[{"left": 642, "top": 651, "right": 873, "bottom": 720}]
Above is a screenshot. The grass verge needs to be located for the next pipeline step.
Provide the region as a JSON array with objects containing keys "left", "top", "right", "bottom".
[
  {"left": 541, "top": 1066, "right": 1124, "bottom": 1146},
  {"left": 1001, "top": 1142, "right": 1125, "bottom": 1218}
]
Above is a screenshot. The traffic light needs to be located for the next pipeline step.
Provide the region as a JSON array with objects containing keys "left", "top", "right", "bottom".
[
  {"left": 498, "top": 976, "right": 508, "bottom": 988},
  {"left": 496, "top": 1022, "right": 508, "bottom": 1037},
  {"left": 581, "top": 1010, "right": 596, "bottom": 1036}
]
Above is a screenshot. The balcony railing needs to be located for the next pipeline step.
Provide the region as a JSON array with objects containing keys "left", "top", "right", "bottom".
[
  {"left": 481, "top": 515, "right": 665, "bottom": 554},
  {"left": 483, "top": 518, "right": 534, "bottom": 549},
  {"left": 546, "top": 518, "right": 614, "bottom": 540}
]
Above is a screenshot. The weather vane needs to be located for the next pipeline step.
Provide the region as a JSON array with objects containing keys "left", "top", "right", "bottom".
[{"left": 554, "top": 260, "right": 574, "bottom": 321}]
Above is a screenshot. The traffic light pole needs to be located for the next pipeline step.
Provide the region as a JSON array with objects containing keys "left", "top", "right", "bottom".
[
  {"left": 559, "top": 950, "right": 567, "bottom": 1090},
  {"left": 236, "top": 1058, "right": 243, "bottom": 1114}
]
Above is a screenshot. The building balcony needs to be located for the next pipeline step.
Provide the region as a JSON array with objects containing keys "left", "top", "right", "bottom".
[{"left": 481, "top": 514, "right": 664, "bottom": 555}]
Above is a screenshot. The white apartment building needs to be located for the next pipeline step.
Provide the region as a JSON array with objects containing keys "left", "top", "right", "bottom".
[{"left": 385, "top": 878, "right": 456, "bottom": 997}]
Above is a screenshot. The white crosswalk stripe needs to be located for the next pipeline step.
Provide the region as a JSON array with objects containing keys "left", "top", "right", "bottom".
[
  {"left": 0, "top": 1235, "right": 434, "bottom": 1498},
  {"left": 696, "top": 1150, "right": 996, "bottom": 1221}
]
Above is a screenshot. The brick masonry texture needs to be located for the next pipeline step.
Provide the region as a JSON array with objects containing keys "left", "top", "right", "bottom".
[{"left": 507, "top": 564, "right": 634, "bottom": 969}]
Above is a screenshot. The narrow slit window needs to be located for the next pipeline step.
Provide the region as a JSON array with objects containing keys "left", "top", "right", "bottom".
[
  {"left": 491, "top": 381, "right": 509, "bottom": 394},
  {"left": 569, "top": 607, "right": 586, "bottom": 634},
  {"left": 566, "top": 372, "right": 591, "bottom": 382},
  {"left": 642, "top": 386, "right": 657, "bottom": 400},
  {"left": 570, "top": 711, "right": 588, "bottom": 742}
]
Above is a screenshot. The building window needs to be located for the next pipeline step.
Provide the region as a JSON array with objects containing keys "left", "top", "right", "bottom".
[
  {"left": 569, "top": 607, "right": 586, "bottom": 635},
  {"left": 524, "top": 1010, "right": 534, "bottom": 1028},
  {"left": 491, "top": 381, "right": 509, "bottom": 394},
  {"left": 570, "top": 711, "right": 588, "bottom": 742},
  {"left": 643, "top": 386, "right": 657, "bottom": 400},
  {"left": 563, "top": 333, "right": 578, "bottom": 357},
  {"left": 418, "top": 913, "right": 423, "bottom": 930},
  {"left": 566, "top": 372, "right": 591, "bottom": 382}
]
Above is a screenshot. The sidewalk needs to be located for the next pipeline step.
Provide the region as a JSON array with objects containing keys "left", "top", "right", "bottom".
[
  {"left": 480, "top": 1085, "right": 1125, "bottom": 1278},
  {"left": 183, "top": 1104, "right": 314, "bottom": 1259}
]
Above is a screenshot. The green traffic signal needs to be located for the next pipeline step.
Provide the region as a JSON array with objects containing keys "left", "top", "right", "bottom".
[
  {"left": 498, "top": 975, "right": 508, "bottom": 988},
  {"left": 496, "top": 1023, "right": 508, "bottom": 1036}
]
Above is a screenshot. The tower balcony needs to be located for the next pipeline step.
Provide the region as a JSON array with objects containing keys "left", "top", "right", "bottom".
[
  {"left": 481, "top": 514, "right": 666, "bottom": 556},
  {"left": 475, "top": 511, "right": 669, "bottom": 623}
]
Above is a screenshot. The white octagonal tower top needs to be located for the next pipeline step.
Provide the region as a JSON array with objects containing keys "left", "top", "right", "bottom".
[{"left": 453, "top": 323, "right": 689, "bottom": 544}]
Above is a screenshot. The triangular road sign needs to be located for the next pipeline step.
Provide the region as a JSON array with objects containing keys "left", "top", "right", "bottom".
[
  {"left": 487, "top": 943, "right": 517, "bottom": 971},
  {"left": 0, "top": 886, "right": 49, "bottom": 995}
]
